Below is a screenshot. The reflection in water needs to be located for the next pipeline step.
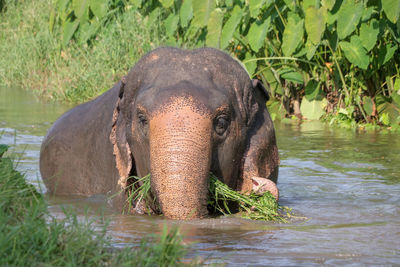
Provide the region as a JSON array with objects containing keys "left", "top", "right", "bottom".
[{"left": 1, "top": 87, "right": 400, "bottom": 265}]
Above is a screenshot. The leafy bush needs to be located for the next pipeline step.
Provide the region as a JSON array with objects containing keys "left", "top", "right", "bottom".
[
  {"left": 121, "top": 0, "right": 400, "bottom": 127},
  {"left": 50, "top": 0, "right": 127, "bottom": 47},
  {"left": 0, "top": 144, "right": 193, "bottom": 266}
]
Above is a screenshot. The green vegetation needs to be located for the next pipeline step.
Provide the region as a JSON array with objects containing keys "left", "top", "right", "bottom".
[
  {"left": 0, "top": 0, "right": 160, "bottom": 102},
  {"left": 126, "top": 173, "right": 288, "bottom": 222},
  {"left": 0, "top": 144, "right": 193, "bottom": 266},
  {"left": 129, "top": 0, "right": 400, "bottom": 129},
  {"left": 1, "top": 0, "right": 399, "bottom": 127}
]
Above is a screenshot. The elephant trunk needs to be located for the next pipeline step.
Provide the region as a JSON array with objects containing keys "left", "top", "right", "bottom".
[{"left": 149, "top": 104, "right": 212, "bottom": 219}]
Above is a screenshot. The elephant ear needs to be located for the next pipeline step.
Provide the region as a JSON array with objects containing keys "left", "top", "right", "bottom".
[
  {"left": 110, "top": 76, "right": 133, "bottom": 189},
  {"left": 238, "top": 79, "right": 279, "bottom": 194}
]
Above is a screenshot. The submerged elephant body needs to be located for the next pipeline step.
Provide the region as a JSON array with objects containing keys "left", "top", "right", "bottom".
[{"left": 40, "top": 47, "right": 280, "bottom": 219}]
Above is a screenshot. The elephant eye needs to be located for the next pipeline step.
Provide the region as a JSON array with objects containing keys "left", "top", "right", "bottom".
[
  {"left": 137, "top": 113, "right": 148, "bottom": 135},
  {"left": 214, "top": 116, "right": 229, "bottom": 135}
]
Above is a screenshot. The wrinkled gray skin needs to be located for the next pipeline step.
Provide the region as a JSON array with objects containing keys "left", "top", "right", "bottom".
[{"left": 40, "top": 47, "right": 279, "bottom": 219}]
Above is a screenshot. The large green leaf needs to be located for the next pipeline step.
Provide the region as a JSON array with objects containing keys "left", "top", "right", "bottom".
[
  {"left": 281, "top": 15, "right": 304, "bottom": 56},
  {"left": 72, "top": 0, "right": 89, "bottom": 19},
  {"left": 159, "top": 0, "right": 174, "bottom": 9},
  {"left": 359, "top": 19, "right": 379, "bottom": 52},
  {"left": 164, "top": 13, "right": 179, "bottom": 37},
  {"left": 393, "top": 92, "right": 400, "bottom": 108},
  {"left": 305, "top": 6, "right": 326, "bottom": 45},
  {"left": 322, "top": 0, "right": 335, "bottom": 10},
  {"left": 378, "top": 102, "right": 400, "bottom": 125},
  {"left": 192, "top": 0, "right": 215, "bottom": 27},
  {"left": 305, "top": 41, "right": 318, "bottom": 60},
  {"left": 220, "top": 5, "right": 243, "bottom": 49},
  {"left": 283, "top": 0, "right": 295, "bottom": 10},
  {"left": 180, "top": 0, "right": 193, "bottom": 28},
  {"left": 244, "top": 52, "right": 257, "bottom": 76},
  {"left": 382, "top": 0, "right": 400, "bottom": 24},
  {"left": 247, "top": 17, "right": 270, "bottom": 52},
  {"left": 337, "top": 0, "right": 363, "bottom": 40},
  {"left": 89, "top": 0, "right": 108, "bottom": 19},
  {"left": 378, "top": 44, "right": 398, "bottom": 66},
  {"left": 279, "top": 68, "right": 304, "bottom": 84},
  {"left": 363, "top": 96, "right": 373, "bottom": 116},
  {"left": 262, "top": 69, "right": 283, "bottom": 96},
  {"left": 130, "top": 0, "right": 142, "bottom": 8},
  {"left": 339, "top": 36, "right": 369, "bottom": 70},
  {"left": 300, "top": 98, "right": 327, "bottom": 120},
  {"left": 206, "top": 9, "right": 224, "bottom": 48},
  {"left": 249, "top": 0, "right": 265, "bottom": 18},
  {"left": 302, "top": 0, "right": 317, "bottom": 9},
  {"left": 78, "top": 20, "right": 100, "bottom": 45},
  {"left": 62, "top": 18, "right": 79, "bottom": 47},
  {"left": 304, "top": 80, "right": 323, "bottom": 101},
  {"left": 361, "top": 6, "right": 375, "bottom": 22}
]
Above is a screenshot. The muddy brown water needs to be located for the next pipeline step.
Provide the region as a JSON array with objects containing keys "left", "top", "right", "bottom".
[{"left": 1, "top": 86, "right": 400, "bottom": 266}]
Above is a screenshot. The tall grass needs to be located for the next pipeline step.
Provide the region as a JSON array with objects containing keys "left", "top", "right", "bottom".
[
  {"left": 0, "top": 0, "right": 161, "bottom": 102},
  {"left": 0, "top": 145, "right": 193, "bottom": 266}
]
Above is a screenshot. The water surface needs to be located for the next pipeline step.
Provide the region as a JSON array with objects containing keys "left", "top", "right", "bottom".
[{"left": 1, "top": 86, "right": 399, "bottom": 266}]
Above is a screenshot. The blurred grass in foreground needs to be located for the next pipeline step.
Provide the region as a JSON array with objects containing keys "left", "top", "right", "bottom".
[{"left": 0, "top": 144, "right": 197, "bottom": 267}]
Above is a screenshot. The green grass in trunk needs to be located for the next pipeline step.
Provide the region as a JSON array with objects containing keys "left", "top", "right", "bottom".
[{"left": 127, "top": 173, "right": 289, "bottom": 222}]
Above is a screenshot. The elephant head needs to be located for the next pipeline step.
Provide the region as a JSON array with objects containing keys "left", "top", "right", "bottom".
[{"left": 110, "top": 47, "right": 279, "bottom": 219}]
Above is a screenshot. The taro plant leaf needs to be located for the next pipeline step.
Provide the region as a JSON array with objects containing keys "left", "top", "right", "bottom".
[
  {"left": 89, "top": 0, "right": 108, "bottom": 19},
  {"left": 159, "top": 0, "right": 174, "bottom": 9},
  {"left": 57, "top": 0, "right": 70, "bottom": 13},
  {"left": 394, "top": 77, "right": 400, "bottom": 94},
  {"left": 283, "top": 0, "right": 295, "bottom": 10},
  {"left": 62, "top": 18, "right": 79, "bottom": 47},
  {"left": 326, "top": 29, "right": 338, "bottom": 51},
  {"left": 378, "top": 44, "right": 398, "bottom": 66},
  {"left": 130, "top": 0, "right": 142, "bottom": 8},
  {"left": 180, "top": 0, "right": 193, "bottom": 28},
  {"left": 392, "top": 92, "right": 400, "bottom": 108},
  {"left": 165, "top": 13, "right": 179, "bottom": 37},
  {"left": 302, "top": 0, "right": 317, "bottom": 9},
  {"left": 244, "top": 52, "right": 257, "bottom": 76},
  {"left": 337, "top": 0, "right": 363, "bottom": 40},
  {"left": 78, "top": 21, "right": 97, "bottom": 45},
  {"left": 359, "top": 19, "right": 379, "bottom": 52},
  {"left": 206, "top": 8, "right": 224, "bottom": 48},
  {"left": 362, "top": 6, "right": 375, "bottom": 22},
  {"left": 263, "top": 69, "right": 283, "bottom": 96},
  {"left": 322, "top": 0, "right": 335, "bottom": 10},
  {"left": 305, "top": 6, "right": 326, "bottom": 45},
  {"left": 363, "top": 96, "right": 374, "bottom": 116},
  {"left": 305, "top": 41, "right": 318, "bottom": 60},
  {"left": 249, "top": 0, "right": 266, "bottom": 18},
  {"left": 300, "top": 98, "right": 327, "bottom": 120},
  {"left": 305, "top": 80, "right": 322, "bottom": 101},
  {"left": 248, "top": 17, "right": 270, "bottom": 52},
  {"left": 146, "top": 7, "right": 161, "bottom": 27},
  {"left": 220, "top": 5, "right": 243, "bottom": 49},
  {"left": 382, "top": 0, "right": 400, "bottom": 24},
  {"left": 192, "top": 0, "right": 216, "bottom": 27},
  {"left": 378, "top": 102, "right": 400, "bottom": 125},
  {"left": 72, "top": 0, "right": 89, "bottom": 19},
  {"left": 339, "top": 36, "right": 369, "bottom": 70},
  {"left": 282, "top": 15, "right": 304, "bottom": 56},
  {"left": 279, "top": 68, "right": 304, "bottom": 84}
]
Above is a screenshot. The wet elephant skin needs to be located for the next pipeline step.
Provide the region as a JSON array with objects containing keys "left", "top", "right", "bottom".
[{"left": 40, "top": 47, "right": 280, "bottom": 219}]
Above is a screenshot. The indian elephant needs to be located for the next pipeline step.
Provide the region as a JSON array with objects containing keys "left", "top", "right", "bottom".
[{"left": 40, "top": 47, "right": 280, "bottom": 220}]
